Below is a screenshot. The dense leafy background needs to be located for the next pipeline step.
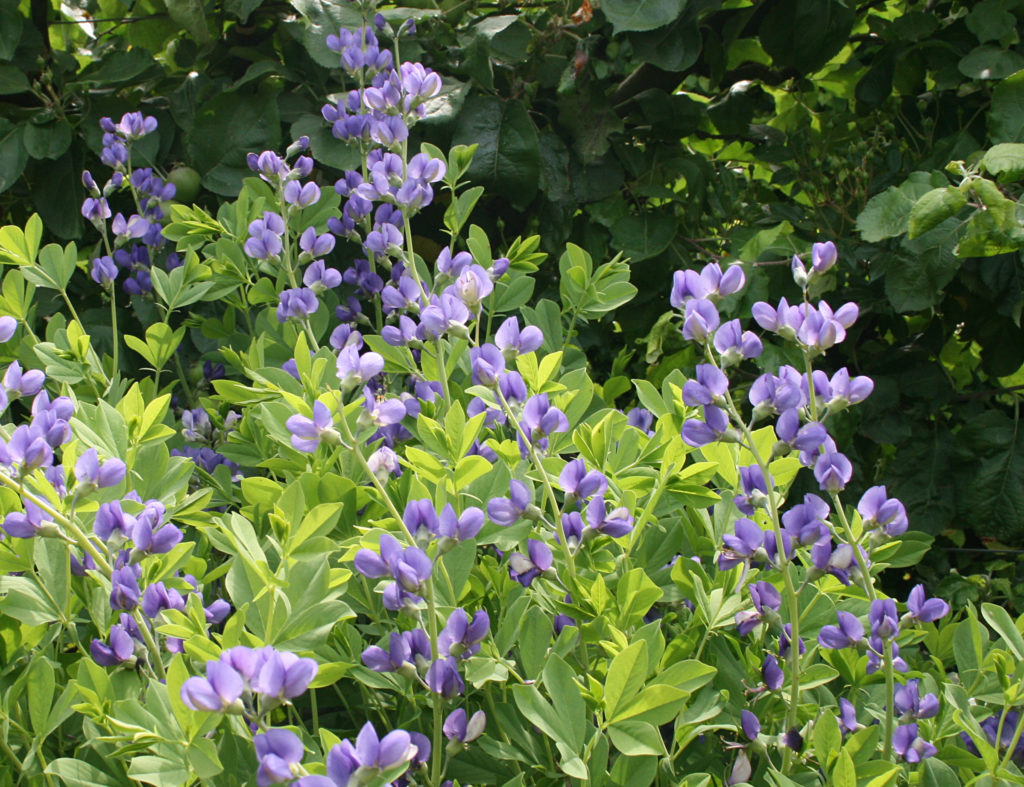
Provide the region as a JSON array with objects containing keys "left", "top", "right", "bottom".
[{"left": 4, "top": 0, "right": 1024, "bottom": 605}]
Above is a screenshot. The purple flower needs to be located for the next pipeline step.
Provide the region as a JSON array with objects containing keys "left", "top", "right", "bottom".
[
  {"left": 741, "top": 709, "right": 760, "bottom": 740},
  {"left": 437, "top": 504, "right": 484, "bottom": 542},
  {"left": 682, "top": 364, "right": 729, "bottom": 407},
  {"left": 286, "top": 401, "right": 337, "bottom": 452},
  {"left": 303, "top": 260, "right": 343, "bottom": 292},
  {"left": 131, "top": 501, "right": 183, "bottom": 554},
  {"left": 681, "top": 298, "right": 720, "bottom": 342},
  {"left": 735, "top": 465, "right": 772, "bottom": 515},
  {"left": 870, "top": 598, "right": 900, "bottom": 639},
  {"left": 762, "top": 655, "right": 784, "bottom": 690},
  {"left": 438, "top": 609, "right": 490, "bottom": 659},
  {"left": 520, "top": 394, "right": 568, "bottom": 454},
  {"left": 276, "top": 288, "right": 319, "bottom": 322},
  {"left": 252, "top": 649, "right": 318, "bottom": 700},
  {"left": 110, "top": 564, "right": 141, "bottom": 610},
  {"left": 94, "top": 500, "right": 136, "bottom": 541},
  {"left": 443, "top": 708, "right": 486, "bottom": 744},
  {"left": 838, "top": 698, "right": 862, "bottom": 735},
  {"left": 671, "top": 263, "right": 745, "bottom": 307},
  {"left": 508, "top": 539, "right": 553, "bottom": 587},
  {"left": 181, "top": 660, "right": 245, "bottom": 712},
  {"left": 426, "top": 656, "right": 465, "bottom": 697},
  {"left": 584, "top": 495, "right": 634, "bottom": 538},
  {"left": 3, "top": 500, "right": 54, "bottom": 538},
  {"left": 141, "top": 581, "right": 186, "bottom": 618},
  {"left": 470, "top": 344, "right": 506, "bottom": 386},
  {"left": 362, "top": 629, "right": 430, "bottom": 674},
  {"left": 858, "top": 486, "right": 908, "bottom": 537},
  {"left": 255, "top": 729, "right": 305, "bottom": 786},
  {"left": 91, "top": 255, "right": 118, "bottom": 286},
  {"left": 718, "top": 518, "right": 765, "bottom": 571},
  {"left": 781, "top": 494, "right": 830, "bottom": 544},
  {"left": 495, "top": 316, "right": 543, "bottom": 360},
  {"left": 450, "top": 264, "right": 493, "bottom": 308},
  {"left": 487, "top": 480, "right": 533, "bottom": 526},
  {"left": 778, "top": 623, "right": 805, "bottom": 657},
  {"left": 894, "top": 679, "right": 939, "bottom": 721},
  {"left": 4, "top": 361, "right": 45, "bottom": 399},
  {"left": 892, "top": 723, "right": 937, "bottom": 763},
  {"left": 681, "top": 404, "right": 730, "bottom": 447},
  {"left": 0, "top": 316, "right": 16, "bottom": 343},
  {"left": 818, "top": 610, "right": 866, "bottom": 650},
  {"left": 244, "top": 212, "right": 286, "bottom": 259},
  {"left": 326, "top": 722, "right": 419, "bottom": 786},
  {"left": 735, "top": 580, "right": 781, "bottom": 636},
  {"left": 559, "top": 458, "right": 608, "bottom": 500},
  {"left": 713, "top": 319, "right": 762, "bottom": 366},
  {"left": 299, "top": 226, "right": 336, "bottom": 258},
  {"left": 814, "top": 440, "right": 852, "bottom": 492},
  {"left": 812, "top": 241, "right": 837, "bottom": 273},
  {"left": 904, "top": 585, "right": 949, "bottom": 624},
  {"left": 90, "top": 622, "right": 136, "bottom": 666},
  {"left": 419, "top": 293, "right": 471, "bottom": 339},
  {"left": 810, "top": 539, "right": 861, "bottom": 586},
  {"left": 74, "top": 448, "right": 126, "bottom": 490},
  {"left": 284, "top": 180, "right": 321, "bottom": 208},
  {"left": 336, "top": 346, "right": 385, "bottom": 390}
]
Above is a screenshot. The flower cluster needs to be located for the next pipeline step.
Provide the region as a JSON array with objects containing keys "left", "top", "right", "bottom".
[{"left": 82, "top": 113, "right": 179, "bottom": 294}]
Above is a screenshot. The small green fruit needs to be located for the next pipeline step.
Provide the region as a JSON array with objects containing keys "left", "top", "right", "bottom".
[{"left": 168, "top": 166, "right": 201, "bottom": 204}]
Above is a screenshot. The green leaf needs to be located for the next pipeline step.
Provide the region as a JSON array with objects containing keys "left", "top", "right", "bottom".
[
  {"left": 957, "top": 411, "right": 1024, "bottom": 541},
  {"left": 609, "top": 684, "right": 688, "bottom": 725},
  {"left": 0, "top": 7, "right": 23, "bottom": 60},
  {"left": 856, "top": 187, "right": 914, "bottom": 242},
  {"left": 452, "top": 96, "right": 540, "bottom": 210},
  {"left": 186, "top": 91, "right": 281, "bottom": 196},
  {"left": 77, "top": 49, "right": 158, "bottom": 86},
  {"left": 600, "top": 0, "right": 686, "bottom": 34},
  {"left": 886, "top": 218, "right": 962, "bottom": 312},
  {"left": 989, "top": 69, "right": 1024, "bottom": 144},
  {"left": 760, "top": 0, "right": 854, "bottom": 73},
  {"left": 27, "top": 657, "right": 55, "bottom": 734},
  {"left": 0, "top": 64, "right": 29, "bottom": 95},
  {"left": 518, "top": 605, "right": 551, "bottom": 679},
  {"left": 291, "top": 114, "right": 361, "bottom": 171},
  {"left": 166, "top": 0, "right": 212, "bottom": 42},
  {"left": 981, "top": 143, "right": 1024, "bottom": 181},
  {"left": 0, "top": 575, "right": 60, "bottom": 625},
  {"left": 921, "top": 758, "right": 962, "bottom": 787},
  {"left": 604, "top": 641, "right": 648, "bottom": 720},
  {"left": 831, "top": 749, "right": 856, "bottom": 787},
  {"left": 907, "top": 187, "right": 966, "bottom": 239},
  {"left": 959, "top": 45, "right": 1024, "bottom": 80},
  {"left": 46, "top": 759, "right": 121, "bottom": 787},
  {"left": 543, "top": 654, "right": 586, "bottom": 752},
  {"left": 813, "top": 710, "right": 841, "bottom": 766},
  {"left": 608, "top": 720, "right": 667, "bottom": 756},
  {"left": 610, "top": 212, "right": 677, "bottom": 262},
  {"left": 981, "top": 602, "right": 1024, "bottom": 660},
  {"left": 0, "top": 118, "right": 27, "bottom": 194}
]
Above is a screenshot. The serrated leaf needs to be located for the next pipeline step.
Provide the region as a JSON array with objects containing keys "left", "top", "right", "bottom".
[
  {"left": 982, "top": 143, "right": 1024, "bottom": 181},
  {"left": 907, "top": 187, "right": 966, "bottom": 239}
]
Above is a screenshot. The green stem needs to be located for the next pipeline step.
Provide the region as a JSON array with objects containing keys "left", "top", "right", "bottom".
[
  {"left": 426, "top": 581, "right": 444, "bottom": 787},
  {"left": 434, "top": 340, "right": 452, "bottom": 408},
  {"left": 625, "top": 471, "right": 668, "bottom": 557},
  {"left": 882, "top": 636, "right": 895, "bottom": 760},
  {"left": 108, "top": 283, "right": 119, "bottom": 377},
  {"left": 828, "top": 492, "right": 877, "bottom": 602}
]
